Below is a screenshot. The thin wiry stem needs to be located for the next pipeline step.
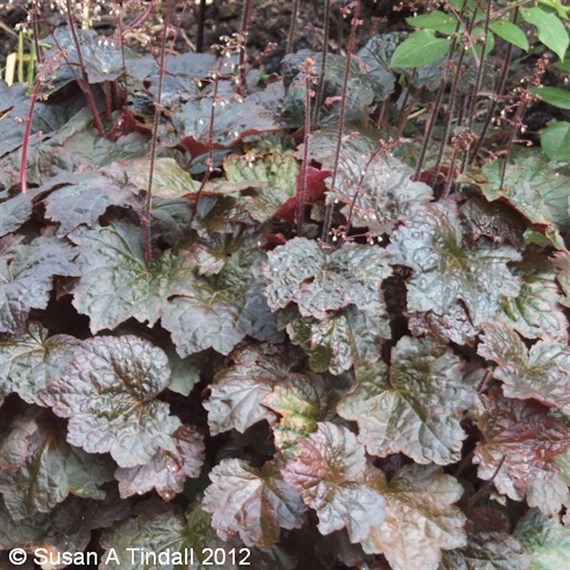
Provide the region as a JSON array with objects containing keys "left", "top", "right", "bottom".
[
  {"left": 144, "top": 0, "right": 174, "bottom": 263},
  {"left": 321, "top": 0, "right": 361, "bottom": 243},
  {"left": 311, "top": 0, "right": 331, "bottom": 129},
  {"left": 287, "top": 0, "right": 300, "bottom": 54}
]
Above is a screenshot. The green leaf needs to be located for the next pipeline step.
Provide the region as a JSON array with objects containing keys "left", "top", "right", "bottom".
[
  {"left": 43, "top": 170, "right": 137, "bottom": 236},
  {"left": 162, "top": 251, "right": 279, "bottom": 357},
  {"left": 500, "top": 257, "right": 568, "bottom": 343},
  {"left": 407, "top": 302, "right": 478, "bottom": 346},
  {"left": 467, "top": 150, "right": 570, "bottom": 231},
  {"left": 478, "top": 321, "right": 570, "bottom": 415},
  {"left": 70, "top": 222, "right": 196, "bottom": 333},
  {"left": 115, "top": 425, "right": 205, "bottom": 501},
  {"left": 336, "top": 149, "right": 433, "bottom": 233},
  {"left": 220, "top": 151, "right": 299, "bottom": 222},
  {"left": 337, "top": 336, "right": 473, "bottom": 465},
  {"left": 520, "top": 7, "right": 569, "bottom": 61},
  {"left": 202, "top": 458, "right": 307, "bottom": 548},
  {"left": 264, "top": 238, "right": 392, "bottom": 320},
  {"left": 390, "top": 30, "right": 452, "bottom": 68},
  {"left": 387, "top": 201, "right": 521, "bottom": 326},
  {"left": 39, "top": 335, "right": 181, "bottom": 468},
  {"left": 174, "top": 95, "right": 278, "bottom": 147},
  {"left": 361, "top": 464, "right": 466, "bottom": 570},
  {"left": 515, "top": 509, "right": 570, "bottom": 570},
  {"left": 0, "top": 491, "right": 129, "bottom": 556},
  {"left": 100, "top": 504, "right": 188, "bottom": 570},
  {"left": 440, "top": 531, "right": 531, "bottom": 570},
  {"left": 204, "top": 344, "right": 289, "bottom": 435},
  {"left": 474, "top": 389, "right": 570, "bottom": 516},
  {"left": 540, "top": 121, "right": 570, "bottom": 162},
  {"left": 107, "top": 157, "right": 201, "bottom": 199},
  {"left": 262, "top": 374, "right": 331, "bottom": 450},
  {"left": 0, "top": 406, "right": 115, "bottom": 520},
  {"left": 489, "top": 20, "right": 529, "bottom": 52},
  {"left": 531, "top": 86, "right": 570, "bottom": 110},
  {"left": 406, "top": 11, "right": 459, "bottom": 36},
  {"left": 280, "top": 304, "right": 389, "bottom": 374},
  {"left": 0, "top": 234, "right": 78, "bottom": 334},
  {"left": 0, "top": 322, "right": 80, "bottom": 405},
  {"left": 282, "top": 422, "right": 386, "bottom": 543}
]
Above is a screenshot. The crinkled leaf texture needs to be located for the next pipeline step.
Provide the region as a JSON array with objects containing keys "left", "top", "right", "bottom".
[
  {"left": 280, "top": 303, "right": 389, "bottom": 374},
  {"left": 338, "top": 336, "right": 473, "bottom": 465},
  {"left": 361, "top": 464, "right": 467, "bottom": 570},
  {"left": 474, "top": 389, "right": 570, "bottom": 516},
  {"left": 204, "top": 344, "right": 289, "bottom": 435},
  {"left": 115, "top": 425, "right": 205, "bottom": 501},
  {"left": 162, "top": 250, "right": 280, "bottom": 357},
  {"left": 264, "top": 238, "right": 391, "bottom": 319},
  {"left": 310, "top": 131, "right": 432, "bottom": 233},
  {"left": 70, "top": 222, "right": 196, "bottom": 333},
  {"left": 262, "top": 374, "right": 332, "bottom": 450},
  {"left": 500, "top": 257, "right": 568, "bottom": 343},
  {"left": 439, "top": 531, "right": 531, "bottom": 570},
  {"left": 469, "top": 149, "right": 570, "bottom": 232},
  {"left": 100, "top": 504, "right": 188, "bottom": 570},
  {"left": 39, "top": 335, "right": 181, "bottom": 468},
  {"left": 282, "top": 422, "right": 386, "bottom": 543},
  {"left": 514, "top": 509, "right": 570, "bottom": 570},
  {"left": 478, "top": 322, "right": 570, "bottom": 415},
  {"left": 388, "top": 200, "right": 521, "bottom": 325},
  {"left": 175, "top": 95, "right": 278, "bottom": 147},
  {"left": 0, "top": 322, "right": 80, "bottom": 405},
  {"left": 202, "top": 457, "right": 307, "bottom": 548},
  {"left": 0, "top": 406, "right": 115, "bottom": 520},
  {"left": 0, "top": 234, "right": 77, "bottom": 333},
  {"left": 43, "top": 168, "right": 141, "bottom": 236},
  {"left": 0, "top": 490, "right": 129, "bottom": 556}
]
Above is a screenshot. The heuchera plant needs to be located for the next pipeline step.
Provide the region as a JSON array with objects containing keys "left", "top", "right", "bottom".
[{"left": 0, "top": 0, "right": 569, "bottom": 568}]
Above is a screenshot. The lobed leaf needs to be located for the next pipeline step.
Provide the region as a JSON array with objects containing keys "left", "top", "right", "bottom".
[
  {"left": 202, "top": 458, "right": 307, "bottom": 548},
  {"left": 163, "top": 251, "right": 278, "bottom": 357},
  {"left": 204, "top": 344, "right": 289, "bottom": 435},
  {"left": 0, "top": 322, "right": 80, "bottom": 405},
  {"left": 387, "top": 200, "right": 521, "bottom": 325},
  {"left": 100, "top": 504, "right": 187, "bottom": 570},
  {"left": 39, "top": 335, "right": 181, "bottom": 468},
  {"left": 115, "top": 425, "right": 205, "bottom": 501},
  {"left": 70, "top": 222, "right": 196, "bottom": 333},
  {"left": 0, "top": 407, "right": 115, "bottom": 520},
  {"left": 361, "top": 464, "right": 467, "bottom": 570},
  {"left": 282, "top": 422, "right": 386, "bottom": 543},
  {"left": 473, "top": 389, "right": 570, "bottom": 515},
  {"left": 467, "top": 150, "right": 570, "bottom": 233},
  {"left": 332, "top": 147, "right": 432, "bottom": 234},
  {"left": 439, "top": 531, "right": 531, "bottom": 570},
  {"left": 0, "top": 234, "right": 78, "bottom": 334},
  {"left": 280, "top": 304, "right": 389, "bottom": 374},
  {"left": 262, "top": 373, "right": 332, "bottom": 449},
  {"left": 500, "top": 256, "right": 568, "bottom": 343},
  {"left": 337, "top": 336, "right": 473, "bottom": 465},
  {"left": 0, "top": 491, "right": 129, "bottom": 556},
  {"left": 264, "top": 238, "right": 391, "bottom": 320},
  {"left": 514, "top": 509, "right": 570, "bottom": 570},
  {"left": 43, "top": 169, "right": 139, "bottom": 236},
  {"left": 478, "top": 321, "right": 570, "bottom": 415}
]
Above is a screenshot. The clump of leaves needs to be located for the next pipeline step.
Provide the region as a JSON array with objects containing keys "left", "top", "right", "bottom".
[{"left": 0, "top": 1, "right": 569, "bottom": 569}]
